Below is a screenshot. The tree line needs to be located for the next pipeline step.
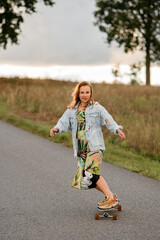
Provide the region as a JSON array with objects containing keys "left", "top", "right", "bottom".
[{"left": 0, "top": 0, "right": 160, "bottom": 85}]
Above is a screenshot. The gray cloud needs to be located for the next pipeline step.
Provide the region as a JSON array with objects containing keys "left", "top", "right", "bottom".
[{"left": 0, "top": 0, "right": 143, "bottom": 66}]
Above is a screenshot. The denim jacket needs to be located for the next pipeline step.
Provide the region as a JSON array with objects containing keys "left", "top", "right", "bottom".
[{"left": 54, "top": 101, "right": 123, "bottom": 158}]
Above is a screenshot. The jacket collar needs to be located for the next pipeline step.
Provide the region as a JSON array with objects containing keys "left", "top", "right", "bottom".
[
  {"left": 75, "top": 101, "right": 80, "bottom": 110},
  {"left": 75, "top": 100, "right": 93, "bottom": 109}
]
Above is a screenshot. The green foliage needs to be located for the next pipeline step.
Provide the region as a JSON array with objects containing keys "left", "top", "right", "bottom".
[
  {"left": 94, "top": 0, "right": 160, "bottom": 59},
  {"left": 104, "top": 138, "right": 160, "bottom": 180},
  {"left": 111, "top": 62, "right": 142, "bottom": 85},
  {"left": 128, "top": 62, "right": 143, "bottom": 85},
  {"left": 111, "top": 64, "right": 123, "bottom": 84},
  {"left": 0, "top": 0, "right": 55, "bottom": 49},
  {"left": 94, "top": 0, "right": 160, "bottom": 85}
]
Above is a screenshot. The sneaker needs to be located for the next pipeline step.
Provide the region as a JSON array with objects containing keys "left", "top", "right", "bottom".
[
  {"left": 113, "top": 194, "right": 119, "bottom": 202},
  {"left": 98, "top": 195, "right": 119, "bottom": 210},
  {"left": 98, "top": 196, "right": 109, "bottom": 206},
  {"left": 98, "top": 194, "right": 118, "bottom": 206}
]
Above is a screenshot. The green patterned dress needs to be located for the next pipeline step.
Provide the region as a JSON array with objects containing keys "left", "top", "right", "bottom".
[{"left": 72, "top": 111, "right": 103, "bottom": 190}]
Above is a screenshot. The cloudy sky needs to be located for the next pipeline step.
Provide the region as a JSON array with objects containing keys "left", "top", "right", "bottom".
[
  {"left": 0, "top": 0, "right": 144, "bottom": 66},
  {"left": 0, "top": 0, "right": 159, "bottom": 85}
]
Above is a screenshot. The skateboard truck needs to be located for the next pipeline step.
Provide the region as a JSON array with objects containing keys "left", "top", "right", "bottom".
[{"left": 95, "top": 204, "right": 122, "bottom": 220}]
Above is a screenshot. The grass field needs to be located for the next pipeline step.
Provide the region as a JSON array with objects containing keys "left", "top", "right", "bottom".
[{"left": 0, "top": 77, "right": 160, "bottom": 180}]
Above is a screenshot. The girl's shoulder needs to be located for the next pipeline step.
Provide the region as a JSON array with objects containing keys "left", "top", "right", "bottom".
[
  {"left": 93, "top": 101, "right": 99, "bottom": 107},
  {"left": 93, "top": 101, "right": 103, "bottom": 110},
  {"left": 66, "top": 107, "right": 76, "bottom": 112},
  {"left": 66, "top": 107, "right": 76, "bottom": 118},
  {"left": 92, "top": 102, "right": 108, "bottom": 113}
]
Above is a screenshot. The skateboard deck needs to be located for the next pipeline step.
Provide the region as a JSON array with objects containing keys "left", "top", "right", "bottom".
[{"left": 95, "top": 204, "right": 122, "bottom": 220}]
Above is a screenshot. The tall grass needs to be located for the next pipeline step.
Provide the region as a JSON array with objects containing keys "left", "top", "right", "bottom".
[
  {"left": 94, "top": 83, "right": 160, "bottom": 160},
  {"left": 0, "top": 77, "right": 160, "bottom": 160}
]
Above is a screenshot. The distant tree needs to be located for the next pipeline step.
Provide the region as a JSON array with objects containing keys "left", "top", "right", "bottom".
[
  {"left": 0, "top": 0, "right": 55, "bottom": 49},
  {"left": 127, "top": 62, "right": 143, "bottom": 85},
  {"left": 111, "top": 64, "right": 122, "bottom": 84},
  {"left": 94, "top": 0, "right": 160, "bottom": 85}
]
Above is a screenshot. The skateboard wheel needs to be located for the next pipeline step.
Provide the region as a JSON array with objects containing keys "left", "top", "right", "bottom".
[
  {"left": 118, "top": 205, "right": 122, "bottom": 211},
  {"left": 113, "top": 214, "right": 117, "bottom": 220},
  {"left": 95, "top": 214, "right": 100, "bottom": 220}
]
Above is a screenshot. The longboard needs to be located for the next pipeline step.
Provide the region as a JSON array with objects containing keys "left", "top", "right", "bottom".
[{"left": 95, "top": 204, "right": 122, "bottom": 220}]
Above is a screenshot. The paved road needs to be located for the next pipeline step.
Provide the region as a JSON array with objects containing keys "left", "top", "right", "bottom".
[{"left": 0, "top": 120, "right": 160, "bottom": 240}]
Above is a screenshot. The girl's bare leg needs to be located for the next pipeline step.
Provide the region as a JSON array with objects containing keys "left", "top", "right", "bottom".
[
  {"left": 95, "top": 185, "right": 103, "bottom": 193},
  {"left": 96, "top": 176, "right": 114, "bottom": 199}
]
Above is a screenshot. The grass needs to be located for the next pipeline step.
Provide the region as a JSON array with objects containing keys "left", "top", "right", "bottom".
[
  {"left": 0, "top": 98, "right": 73, "bottom": 148},
  {"left": 0, "top": 77, "right": 160, "bottom": 181},
  {"left": 104, "top": 139, "right": 159, "bottom": 180}
]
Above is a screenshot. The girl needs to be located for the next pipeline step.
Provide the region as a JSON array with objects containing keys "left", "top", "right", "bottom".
[{"left": 50, "top": 81, "right": 125, "bottom": 210}]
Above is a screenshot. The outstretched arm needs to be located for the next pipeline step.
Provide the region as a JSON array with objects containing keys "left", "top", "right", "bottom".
[
  {"left": 50, "top": 109, "right": 71, "bottom": 137},
  {"left": 100, "top": 105, "right": 125, "bottom": 139},
  {"left": 104, "top": 118, "right": 125, "bottom": 141}
]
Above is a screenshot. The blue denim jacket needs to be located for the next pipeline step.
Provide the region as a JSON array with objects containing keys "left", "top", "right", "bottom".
[{"left": 54, "top": 101, "right": 123, "bottom": 157}]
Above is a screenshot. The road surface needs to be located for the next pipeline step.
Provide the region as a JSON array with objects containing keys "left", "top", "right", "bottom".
[{"left": 0, "top": 120, "right": 160, "bottom": 240}]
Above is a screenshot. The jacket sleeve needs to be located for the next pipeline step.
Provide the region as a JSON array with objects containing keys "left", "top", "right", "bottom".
[
  {"left": 54, "top": 109, "right": 71, "bottom": 134},
  {"left": 99, "top": 105, "right": 123, "bottom": 135}
]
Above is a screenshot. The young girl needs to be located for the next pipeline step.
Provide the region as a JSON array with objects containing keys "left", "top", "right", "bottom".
[{"left": 50, "top": 81, "right": 125, "bottom": 210}]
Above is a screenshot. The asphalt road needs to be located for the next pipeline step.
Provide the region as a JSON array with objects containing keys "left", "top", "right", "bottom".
[{"left": 0, "top": 120, "right": 160, "bottom": 240}]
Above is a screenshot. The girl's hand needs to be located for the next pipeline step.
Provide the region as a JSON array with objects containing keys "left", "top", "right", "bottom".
[
  {"left": 50, "top": 128, "right": 59, "bottom": 137},
  {"left": 117, "top": 129, "right": 126, "bottom": 141}
]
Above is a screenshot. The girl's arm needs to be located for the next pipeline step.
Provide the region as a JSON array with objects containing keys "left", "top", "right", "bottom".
[
  {"left": 100, "top": 105, "right": 124, "bottom": 138},
  {"left": 50, "top": 109, "right": 71, "bottom": 137},
  {"left": 116, "top": 128, "right": 126, "bottom": 141},
  {"left": 50, "top": 128, "right": 59, "bottom": 137}
]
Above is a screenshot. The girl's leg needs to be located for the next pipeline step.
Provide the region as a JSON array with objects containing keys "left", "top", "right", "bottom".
[
  {"left": 96, "top": 176, "right": 114, "bottom": 199},
  {"left": 95, "top": 185, "right": 103, "bottom": 193}
]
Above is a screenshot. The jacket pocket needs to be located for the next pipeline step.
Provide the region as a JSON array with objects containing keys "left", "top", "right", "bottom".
[{"left": 89, "top": 112, "right": 100, "bottom": 124}]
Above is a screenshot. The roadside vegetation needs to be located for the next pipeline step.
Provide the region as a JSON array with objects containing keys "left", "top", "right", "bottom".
[{"left": 0, "top": 77, "right": 160, "bottom": 180}]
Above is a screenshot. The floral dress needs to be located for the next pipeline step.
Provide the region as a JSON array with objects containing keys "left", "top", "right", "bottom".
[{"left": 72, "top": 111, "right": 103, "bottom": 190}]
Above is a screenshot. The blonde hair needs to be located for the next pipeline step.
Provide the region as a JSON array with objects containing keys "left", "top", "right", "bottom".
[{"left": 68, "top": 81, "right": 94, "bottom": 109}]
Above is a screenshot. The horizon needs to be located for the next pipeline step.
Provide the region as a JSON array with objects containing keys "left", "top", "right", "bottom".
[{"left": 0, "top": 64, "right": 160, "bottom": 86}]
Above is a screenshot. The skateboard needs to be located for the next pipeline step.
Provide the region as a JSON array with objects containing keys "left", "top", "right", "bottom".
[{"left": 95, "top": 204, "right": 122, "bottom": 220}]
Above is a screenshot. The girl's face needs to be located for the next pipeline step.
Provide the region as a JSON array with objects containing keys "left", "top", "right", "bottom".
[{"left": 79, "top": 85, "right": 91, "bottom": 104}]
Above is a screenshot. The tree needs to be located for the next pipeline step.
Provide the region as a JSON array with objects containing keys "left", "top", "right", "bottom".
[
  {"left": 94, "top": 0, "right": 160, "bottom": 85},
  {"left": 0, "top": 0, "right": 55, "bottom": 49},
  {"left": 111, "top": 64, "right": 122, "bottom": 84},
  {"left": 127, "top": 62, "right": 143, "bottom": 85}
]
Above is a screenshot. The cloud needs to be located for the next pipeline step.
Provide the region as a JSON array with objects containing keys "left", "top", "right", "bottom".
[
  {"left": 0, "top": 0, "right": 145, "bottom": 66},
  {"left": 0, "top": 0, "right": 113, "bottom": 65},
  {"left": 110, "top": 48, "right": 145, "bottom": 65}
]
